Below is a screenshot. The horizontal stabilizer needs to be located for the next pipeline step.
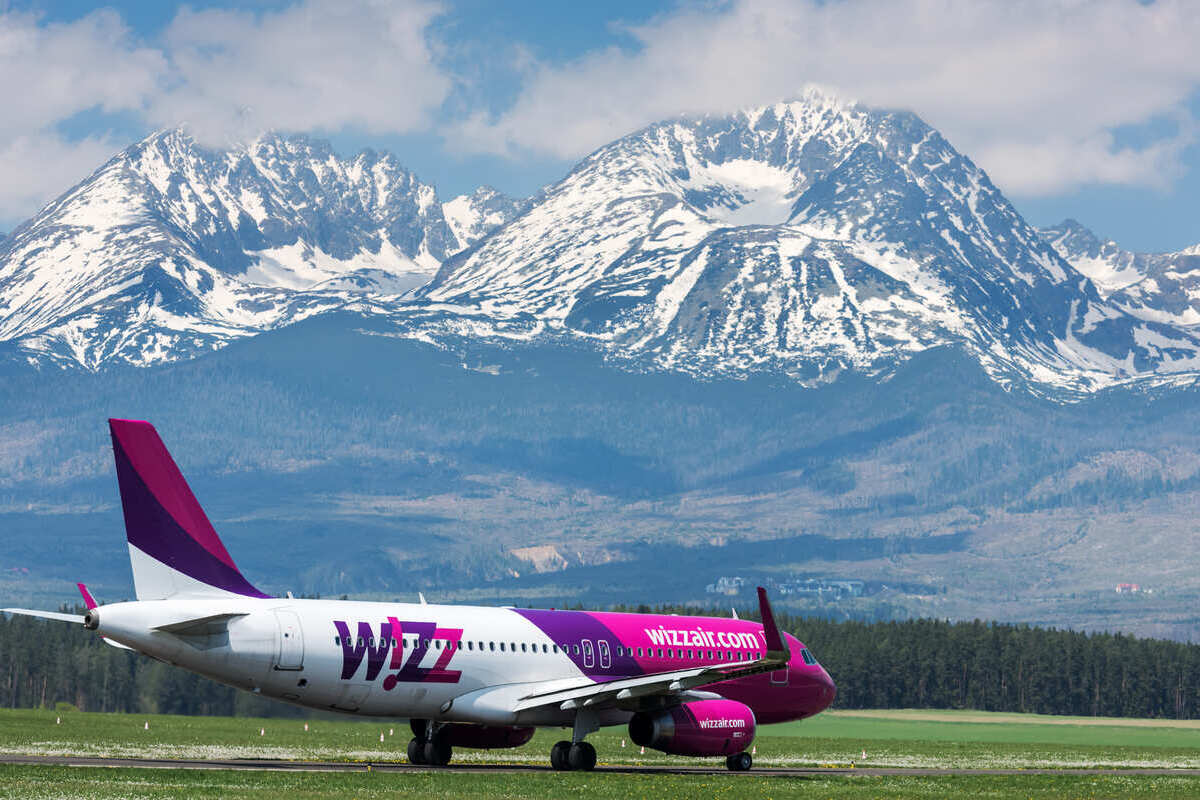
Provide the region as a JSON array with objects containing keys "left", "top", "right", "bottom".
[
  {"left": 77, "top": 583, "right": 97, "bottom": 610},
  {"left": 2, "top": 608, "right": 85, "bottom": 624}
]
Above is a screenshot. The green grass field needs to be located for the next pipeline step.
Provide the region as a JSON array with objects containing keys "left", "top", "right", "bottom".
[{"left": 4, "top": 707, "right": 1200, "bottom": 798}]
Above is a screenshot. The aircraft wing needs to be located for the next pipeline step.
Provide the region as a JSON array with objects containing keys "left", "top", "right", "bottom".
[{"left": 513, "top": 587, "right": 789, "bottom": 714}]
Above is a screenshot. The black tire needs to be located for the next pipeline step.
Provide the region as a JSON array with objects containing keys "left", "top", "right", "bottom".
[
  {"left": 550, "top": 740, "right": 572, "bottom": 771},
  {"left": 407, "top": 737, "right": 427, "bottom": 765},
  {"left": 726, "top": 751, "right": 752, "bottom": 771},
  {"left": 567, "top": 741, "right": 596, "bottom": 771},
  {"left": 424, "top": 738, "right": 452, "bottom": 766}
]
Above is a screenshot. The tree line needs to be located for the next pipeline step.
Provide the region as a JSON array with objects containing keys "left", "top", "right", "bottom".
[
  {"left": 4, "top": 607, "right": 1200, "bottom": 719},
  {"left": 791, "top": 615, "right": 1200, "bottom": 718}
]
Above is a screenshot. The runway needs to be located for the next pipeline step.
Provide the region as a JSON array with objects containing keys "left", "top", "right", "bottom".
[{"left": 4, "top": 753, "right": 1200, "bottom": 777}]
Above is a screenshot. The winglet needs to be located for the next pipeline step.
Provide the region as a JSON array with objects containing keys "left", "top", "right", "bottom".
[
  {"left": 77, "top": 583, "right": 97, "bottom": 610},
  {"left": 757, "top": 586, "right": 788, "bottom": 659}
]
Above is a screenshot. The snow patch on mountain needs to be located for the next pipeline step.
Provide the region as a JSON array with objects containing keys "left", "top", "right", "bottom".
[
  {"left": 686, "top": 159, "right": 796, "bottom": 227},
  {"left": 442, "top": 187, "right": 524, "bottom": 251}
]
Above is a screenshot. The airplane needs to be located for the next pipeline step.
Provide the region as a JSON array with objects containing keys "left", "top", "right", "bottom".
[{"left": 4, "top": 419, "right": 836, "bottom": 771}]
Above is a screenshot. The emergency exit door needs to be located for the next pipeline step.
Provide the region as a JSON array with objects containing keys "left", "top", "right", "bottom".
[{"left": 274, "top": 610, "right": 304, "bottom": 670}]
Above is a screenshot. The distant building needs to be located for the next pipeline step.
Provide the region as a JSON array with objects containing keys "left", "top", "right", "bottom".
[
  {"left": 1115, "top": 583, "right": 1141, "bottom": 594},
  {"left": 705, "top": 576, "right": 746, "bottom": 595}
]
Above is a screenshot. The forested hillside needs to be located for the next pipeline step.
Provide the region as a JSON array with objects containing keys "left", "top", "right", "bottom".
[
  {"left": 5, "top": 609, "right": 1199, "bottom": 720},
  {"left": 5, "top": 315, "right": 1200, "bottom": 637}
]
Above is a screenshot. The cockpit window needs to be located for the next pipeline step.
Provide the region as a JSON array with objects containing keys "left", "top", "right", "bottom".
[{"left": 800, "top": 648, "right": 817, "bottom": 665}]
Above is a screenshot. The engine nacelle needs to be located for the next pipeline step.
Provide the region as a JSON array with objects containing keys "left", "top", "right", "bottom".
[
  {"left": 411, "top": 720, "right": 535, "bottom": 750},
  {"left": 628, "top": 699, "right": 756, "bottom": 757}
]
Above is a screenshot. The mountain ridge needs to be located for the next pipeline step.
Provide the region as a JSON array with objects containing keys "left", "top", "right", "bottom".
[
  {"left": 0, "top": 128, "right": 520, "bottom": 368},
  {"left": 2, "top": 96, "right": 1200, "bottom": 400}
]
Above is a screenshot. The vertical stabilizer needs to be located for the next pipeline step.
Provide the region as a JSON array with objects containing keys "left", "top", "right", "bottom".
[{"left": 108, "top": 419, "right": 268, "bottom": 600}]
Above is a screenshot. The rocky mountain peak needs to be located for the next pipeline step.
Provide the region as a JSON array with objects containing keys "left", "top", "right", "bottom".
[{"left": 0, "top": 128, "right": 506, "bottom": 368}]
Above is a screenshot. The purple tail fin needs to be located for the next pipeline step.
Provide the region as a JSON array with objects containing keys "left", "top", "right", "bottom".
[{"left": 109, "top": 419, "right": 268, "bottom": 600}]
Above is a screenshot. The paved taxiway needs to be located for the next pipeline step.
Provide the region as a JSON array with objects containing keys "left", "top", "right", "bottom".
[{"left": 4, "top": 754, "right": 1200, "bottom": 777}]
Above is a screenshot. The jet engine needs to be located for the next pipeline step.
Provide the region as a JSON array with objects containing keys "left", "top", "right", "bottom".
[{"left": 628, "top": 698, "right": 756, "bottom": 756}]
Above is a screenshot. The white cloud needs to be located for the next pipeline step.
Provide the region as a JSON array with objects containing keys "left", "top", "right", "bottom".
[
  {"left": 452, "top": 0, "right": 1200, "bottom": 197},
  {"left": 0, "top": 9, "right": 160, "bottom": 225},
  {"left": 0, "top": 9, "right": 163, "bottom": 138},
  {"left": 149, "top": 0, "right": 450, "bottom": 144},
  {"left": 0, "top": 0, "right": 450, "bottom": 227}
]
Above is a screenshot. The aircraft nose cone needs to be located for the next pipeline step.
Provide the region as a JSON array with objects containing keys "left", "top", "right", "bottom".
[{"left": 817, "top": 669, "right": 837, "bottom": 710}]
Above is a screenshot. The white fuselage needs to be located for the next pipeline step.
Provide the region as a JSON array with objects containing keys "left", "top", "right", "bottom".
[{"left": 95, "top": 596, "right": 626, "bottom": 728}]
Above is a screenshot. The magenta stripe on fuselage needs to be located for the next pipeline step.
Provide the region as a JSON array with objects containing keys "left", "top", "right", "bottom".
[{"left": 514, "top": 608, "right": 769, "bottom": 680}]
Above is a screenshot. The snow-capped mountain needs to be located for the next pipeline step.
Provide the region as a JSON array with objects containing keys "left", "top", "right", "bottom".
[
  {"left": 4, "top": 94, "right": 1200, "bottom": 397},
  {"left": 421, "top": 90, "right": 1200, "bottom": 393},
  {"left": 1040, "top": 219, "right": 1200, "bottom": 327},
  {"left": 0, "top": 129, "right": 514, "bottom": 368}
]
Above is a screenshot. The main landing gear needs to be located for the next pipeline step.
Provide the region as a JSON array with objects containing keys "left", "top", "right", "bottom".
[
  {"left": 725, "top": 751, "right": 753, "bottom": 771},
  {"left": 550, "top": 739, "right": 596, "bottom": 771},
  {"left": 408, "top": 719, "right": 452, "bottom": 767},
  {"left": 552, "top": 708, "right": 599, "bottom": 771}
]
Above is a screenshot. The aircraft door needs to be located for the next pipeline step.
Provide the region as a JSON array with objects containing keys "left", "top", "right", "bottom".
[
  {"left": 770, "top": 666, "right": 788, "bottom": 686},
  {"left": 274, "top": 610, "right": 304, "bottom": 671}
]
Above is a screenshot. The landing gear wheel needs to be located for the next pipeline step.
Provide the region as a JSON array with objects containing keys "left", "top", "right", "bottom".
[
  {"left": 407, "top": 737, "right": 427, "bottom": 765},
  {"left": 550, "top": 740, "right": 572, "bottom": 771},
  {"left": 567, "top": 741, "right": 597, "bottom": 771},
  {"left": 726, "top": 751, "right": 752, "bottom": 771},
  {"left": 424, "top": 737, "right": 452, "bottom": 766}
]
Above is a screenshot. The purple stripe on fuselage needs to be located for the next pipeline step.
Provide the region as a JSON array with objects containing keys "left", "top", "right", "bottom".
[
  {"left": 514, "top": 609, "right": 645, "bottom": 680},
  {"left": 113, "top": 440, "right": 269, "bottom": 598}
]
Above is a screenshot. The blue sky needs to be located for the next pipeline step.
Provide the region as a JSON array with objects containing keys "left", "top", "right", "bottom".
[{"left": 3, "top": 0, "right": 1200, "bottom": 252}]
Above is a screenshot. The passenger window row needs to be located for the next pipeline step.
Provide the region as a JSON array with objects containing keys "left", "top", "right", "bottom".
[{"left": 330, "top": 635, "right": 763, "bottom": 663}]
